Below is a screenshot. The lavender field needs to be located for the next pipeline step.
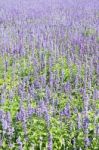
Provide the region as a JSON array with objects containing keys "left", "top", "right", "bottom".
[{"left": 0, "top": 0, "right": 99, "bottom": 149}]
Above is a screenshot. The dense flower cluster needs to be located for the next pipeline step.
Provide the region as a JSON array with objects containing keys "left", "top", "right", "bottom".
[{"left": 0, "top": 0, "right": 99, "bottom": 149}]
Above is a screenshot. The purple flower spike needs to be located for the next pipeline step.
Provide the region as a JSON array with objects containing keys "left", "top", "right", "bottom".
[
  {"left": 61, "top": 103, "right": 70, "bottom": 118},
  {"left": 48, "top": 133, "right": 53, "bottom": 150}
]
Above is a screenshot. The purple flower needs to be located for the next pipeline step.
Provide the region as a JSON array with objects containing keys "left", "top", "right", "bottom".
[
  {"left": 45, "top": 111, "right": 50, "bottom": 128},
  {"left": 16, "top": 137, "right": 23, "bottom": 150},
  {"left": 38, "top": 101, "right": 50, "bottom": 127},
  {"left": 0, "top": 94, "right": 5, "bottom": 104},
  {"left": 45, "top": 85, "right": 51, "bottom": 102},
  {"left": 16, "top": 107, "right": 27, "bottom": 122},
  {"left": 83, "top": 117, "right": 89, "bottom": 129},
  {"left": 39, "top": 101, "right": 47, "bottom": 113},
  {"left": 48, "top": 133, "right": 53, "bottom": 150},
  {"left": 6, "top": 112, "right": 14, "bottom": 136},
  {"left": 40, "top": 75, "right": 46, "bottom": 87},
  {"left": 6, "top": 112, "right": 12, "bottom": 124},
  {"left": 34, "top": 80, "right": 40, "bottom": 89},
  {"left": 61, "top": 103, "right": 70, "bottom": 118},
  {"left": 84, "top": 137, "right": 90, "bottom": 147},
  {"left": 2, "top": 119, "right": 7, "bottom": 131},
  {"left": 0, "top": 135, "right": 2, "bottom": 147},
  {"left": 93, "top": 89, "right": 99, "bottom": 100},
  {"left": 77, "top": 113, "right": 82, "bottom": 129},
  {"left": 27, "top": 107, "right": 36, "bottom": 117},
  {"left": 64, "top": 81, "right": 71, "bottom": 93},
  {"left": 0, "top": 110, "right": 3, "bottom": 120},
  {"left": 96, "top": 123, "right": 99, "bottom": 136},
  {"left": 49, "top": 72, "right": 54, "bottom": 88}
]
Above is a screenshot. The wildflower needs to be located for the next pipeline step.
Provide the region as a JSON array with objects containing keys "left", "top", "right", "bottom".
[
  {"left": 83, "top": 117, "right": 89, "bottom": 129},
  {"left": 84, "top": 137, "right": 90, "bottom": 147},
  {"left": 16, "top": 136, "right": 23, "bottom": 150},
  {"left": 61, "top": 103, "right": 70, "bottom": 118},
  {"left": 77, "top": 113, "right": 82, "bottom": 129},
  {"left": 48, "top": 133, "right": 53, "bottom": 150},
  {"left": 16, "top": 107, "right": 27, "bottom": 122}
]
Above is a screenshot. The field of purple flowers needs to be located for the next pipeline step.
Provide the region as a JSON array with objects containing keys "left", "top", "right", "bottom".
[{"left": 0, "top": 0, "right": 99, "bottom": 149}]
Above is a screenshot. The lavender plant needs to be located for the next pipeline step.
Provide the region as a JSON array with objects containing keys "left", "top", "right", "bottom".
[{"left": 0, "top": 0, "right": 99, "bottom": 149}]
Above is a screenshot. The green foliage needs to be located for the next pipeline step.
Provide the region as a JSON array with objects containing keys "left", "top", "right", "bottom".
[
  {"left": 52, "top": 57, "right": 70, "bottom": 81},
  {"left": 83, "top": 28, "right": 96, "bottom": 37}
]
